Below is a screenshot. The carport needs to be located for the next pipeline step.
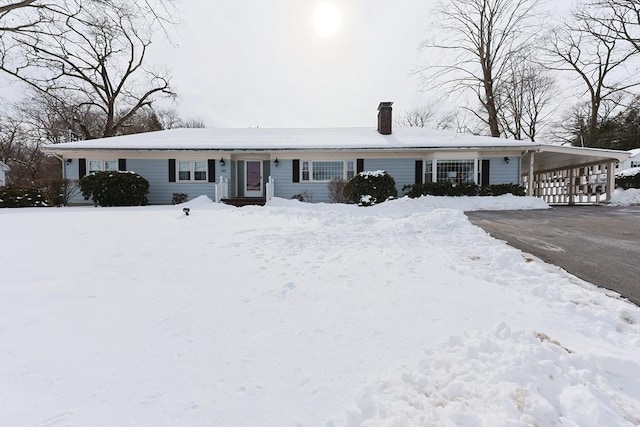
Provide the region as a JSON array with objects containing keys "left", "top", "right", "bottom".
[{"left": 520, "top": 146, "right": 629, "bottom": 205}]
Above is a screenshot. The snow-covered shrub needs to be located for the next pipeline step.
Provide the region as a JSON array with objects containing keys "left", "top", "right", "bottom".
[
  {"left": 172, "top": 193, "right": 188, "bottom": 205},
  {"left": 80, "top": 171, "right": 149, "bottom": 207},
  {"left": 327, "top": 179, "right": 351, "bottom": 203},
  {"left": 615, "top": 169, "right": 640, "bottom": 190},
  {"left": 479, "top": 184, "right": 526, "bottom": 196},
  {"left": 403, "top": 183, "right": 525, "bottom": 197},
  {"left": 291, "top": 191, "right": 312, "bottom": 202},
  {"left": 403, "top": 182, "right": 478, "bottom": 197},
  {"left": 0, "top": 186, "right": 48, "bottom": 208},
  {"left": 345, "top": 170, "right": 397, "bottom": 206}
]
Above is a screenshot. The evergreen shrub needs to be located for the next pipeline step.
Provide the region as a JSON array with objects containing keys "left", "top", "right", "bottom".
[
  {"left": 616, "top": 173, "right": 640, "bottom": 190},
  {"left": 345, "top": 170, "right": 397, "bottom": 206},
  {"left": 80, "top": 171, "right": 149, "bottom": 206},
  {"left": 402, "top": 182, "right": 526, "bottom": 197},
  {"left": 0, "top": 186, "right": 48, "bottom": 208}
]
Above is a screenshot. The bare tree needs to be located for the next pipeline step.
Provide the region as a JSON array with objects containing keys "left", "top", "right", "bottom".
[
  {"left": 0, "top": 109, "right": 59, "bottom": 185},
  {"left": 496, "top": 59, "right": 556, "bottom": 141},
  {"left": 395, "top": 105, "right": 437, "bottom": 128},
  {"left": 419, "top": 0, "right": 543, "bottom": 137},
  {"left": 582, "top": 0, "right": 640, "bottom": 53},
  {"left": 543, "top": 3, "right": 639, "bottom": 146},
  {"left": 1, "top": 0, "right": 175, "bottom": 139},
  {"left": 179, "top": 118, "right": 206, "bottom": 128}
]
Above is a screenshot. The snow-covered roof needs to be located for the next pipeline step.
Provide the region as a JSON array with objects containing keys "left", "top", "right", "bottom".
[
  {"left": 44, "top": 127, "right": 539, "bottom": 151},
  {"left": 627, "top": 147, "right": 640, "bottom": 158}
]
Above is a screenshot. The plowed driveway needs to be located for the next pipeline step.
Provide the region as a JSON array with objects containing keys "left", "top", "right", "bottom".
[{"left": 466, "top": 206, "right": 640, "bottom": 306}]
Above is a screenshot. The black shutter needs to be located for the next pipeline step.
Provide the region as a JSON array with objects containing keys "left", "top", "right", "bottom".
[
  {"left": 208, "top": 159, "right": 216, "bottom": 182},
  {"left": 118, "top": 159, "right": 126, "bottom": 171},
  {"left": 79, "top": 158, "right": 86, "bottom": 178},
  {"left": 415, "top": 160, "right": 423, "bottom": 184},
  {"left": 356, "top": 158, "right": 364, "bottom": 174},
  {"left": 168, "top": 159, "right": 176, "bottom": 182},
  {"left": 481, "top": 159, "right": 490, "bottom": 186},
  {"left": 292, "top": 159, "right": 300, "bottom": 183}
]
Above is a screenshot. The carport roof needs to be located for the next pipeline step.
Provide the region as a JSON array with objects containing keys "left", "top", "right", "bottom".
[{"left": 523, "top": 145, "right": 630, "bottom": 174}]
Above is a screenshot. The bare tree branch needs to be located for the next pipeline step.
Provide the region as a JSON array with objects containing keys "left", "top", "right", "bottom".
[{"left": 418, "top": 0, "right": 543, "bottom": 137}]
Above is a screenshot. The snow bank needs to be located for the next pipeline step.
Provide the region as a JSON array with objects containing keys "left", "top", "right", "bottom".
[
  {"left": 0, "top": 198, "right": 637, "bottom": 427},
  {"left": 344, "top": 325, "right": 640, "bottom": 427},
  {"left": 267, "top": 194, "right": 549, "bottom": 213},
  {"left": 609, "top": 189, "right": 640, "bottom": 206}
]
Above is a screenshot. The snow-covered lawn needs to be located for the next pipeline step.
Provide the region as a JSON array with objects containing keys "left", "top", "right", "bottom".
[{"left": 1, "top": 195, "right": 638, "bottom": 426}]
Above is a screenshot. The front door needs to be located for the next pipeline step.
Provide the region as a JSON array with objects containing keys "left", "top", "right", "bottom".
[{"left": 245, "top": 160, "right": 262, "bottom": 197}]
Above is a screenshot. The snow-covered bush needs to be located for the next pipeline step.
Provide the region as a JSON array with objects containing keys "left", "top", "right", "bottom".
[
  {"left": 403, "top": 183, "right": 525, "bottom": 197},
  {"left": 615, "top": 168, "right": 640, "bottom": 190},
  {"left": 345, "top": 170, "right": 397, "bottom": 206},
  {"left": 80, "top": 171, "right": 149, "bottom": 207},
  {"left": 0, "top": 186, "right": 48, "bottom": 208}
]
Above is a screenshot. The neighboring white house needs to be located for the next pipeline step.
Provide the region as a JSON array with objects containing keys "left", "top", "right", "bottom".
[
  {"left": 0, "top": 161, "right": 10, "bottom": 187},
  {"left": 616, "top": 148, "right": 640, "bottom": 172}
]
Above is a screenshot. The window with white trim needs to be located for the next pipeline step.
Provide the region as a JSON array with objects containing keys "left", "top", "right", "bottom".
[
  {"left": 89, "top": 160, "right": 117, "bottom": 173},
  {"left": 424, "top": 160, "right": 476, "bottom": 184},
  {"left": 300, "top": 160, "right": 354, "bottom": 182},
  {"left": 178, "top": 160, "right": 207, "bottom": 182}
]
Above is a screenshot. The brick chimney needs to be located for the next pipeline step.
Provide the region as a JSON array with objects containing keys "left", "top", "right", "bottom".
[{"left": 377, "top": 102, "right": 393, "bottom": 135}]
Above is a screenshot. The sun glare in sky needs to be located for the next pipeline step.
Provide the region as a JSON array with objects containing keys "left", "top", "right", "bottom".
[{"left": 313, "top": 3, "right": 341, "bottom": 37}]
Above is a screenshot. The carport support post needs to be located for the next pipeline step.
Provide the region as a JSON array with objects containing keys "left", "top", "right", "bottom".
[
  {"left": 606, "top": 161, "right": 615, "bottom": 203},
  {"left": 569, "top": 168, "right": 575, "bottom": 205},
  {"left": 527, "top": 152, "right": 535, "bottom": 196}
]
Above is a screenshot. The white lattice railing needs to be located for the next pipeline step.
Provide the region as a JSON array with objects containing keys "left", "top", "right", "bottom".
[
  {"left": 523, "top": 163, "right": 612, "bottom": 204},
  {"left": 214, "top": 176, "right": 229, "bottom": 203},
  {"left": 265, "top": 176, "right": 275, "bottom": 201}
]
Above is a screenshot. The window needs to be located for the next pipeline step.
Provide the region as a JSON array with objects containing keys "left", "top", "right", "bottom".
[
  {"left": 300, "top": 160, "right": 353, "bottom": 182},
  {"left": 89, "top": 160, "right": 117, "bottom": 173},
  {"left": 437, "top": 160, "right": 475, "bottom": 184},
  {"left": 346, "top": 161, "right": 355, "bottom": 180},
  {"left": 178, "top": 160, "right": 207, "bottom": 182},
  {"left": 423, "top": 160, "right": 476, "bottom": 184},
  {"left": 424, "top": 161, "right": 433, "bottom": 183}
]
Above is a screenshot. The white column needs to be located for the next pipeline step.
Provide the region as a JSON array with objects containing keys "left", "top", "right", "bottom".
[
  {"left": 606, "top": 161, "right": 615, "bottom": 203},
  {"left": 527, "top": 152, "right": 535, "bottom": 196}
]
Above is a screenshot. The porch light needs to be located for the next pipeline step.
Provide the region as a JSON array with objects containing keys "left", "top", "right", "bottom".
[
  {"left": 274, "top": 158, "right": 279, "bottom": 167},
  {"left": 219, "top": 157, "right": 225, "bottom": 167},
  {"left": 65, "top": 158, "right": 72, "bottom": 165},
  {"left": 504, "top": 156, "right": 510, "bottom": 164}
]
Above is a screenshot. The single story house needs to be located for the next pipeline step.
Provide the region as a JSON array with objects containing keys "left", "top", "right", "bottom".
[
  {"left": 616, "top": 148, "right": 640, "bottom": 172},
  {"left": 44, "top": 102, "right": 629, "bottom": 205},
  {"left": 0, "top": 161, "right": 10, "bottom": 187}
]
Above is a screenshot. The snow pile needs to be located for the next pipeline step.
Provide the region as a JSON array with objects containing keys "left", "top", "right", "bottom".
[
  {"left": 268, "top": 194, "right": 549, "bottom": 213},
  {"left": 0, "top": 198, "right": 637, "bottom": 426},
  {"left": 609, "top": 188, "right": 640, "bottom": 206},
  {"left": 344, "top": 325, "right": 640, "bottom": 427}
]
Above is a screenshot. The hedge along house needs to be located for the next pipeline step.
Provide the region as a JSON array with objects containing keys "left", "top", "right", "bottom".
[{"left": 44, "top": 103, "right": 629, "bottom": 206}]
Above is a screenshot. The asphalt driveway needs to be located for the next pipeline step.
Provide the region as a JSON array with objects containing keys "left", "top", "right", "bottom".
[{"left": 466, "top": 206, "right": 640, "bottom": 306}]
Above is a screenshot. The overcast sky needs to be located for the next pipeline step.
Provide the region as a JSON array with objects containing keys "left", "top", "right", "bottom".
[{"left": 149, "top": 0, "right": 443, "bottom": 128}]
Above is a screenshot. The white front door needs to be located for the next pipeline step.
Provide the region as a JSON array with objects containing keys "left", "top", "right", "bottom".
[{"left": 245, "top": 160, "right": 263, "bottom": 197}]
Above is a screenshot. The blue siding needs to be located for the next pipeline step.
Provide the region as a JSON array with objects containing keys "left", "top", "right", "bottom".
[
  {"left": 362, "top": 158, "right": 416, "bottom": 196},
  {"left": 270, "top": 158, "right": 416, "bottom": 202},
  {"left": 487, "top": 157, "right": 520, "bottom": 185},
  {"left": 270, "top": 159, "right": 331, "bottom": 202},
  {"left": 128, "top": 159, "right": 222, "bottom": 205}
]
